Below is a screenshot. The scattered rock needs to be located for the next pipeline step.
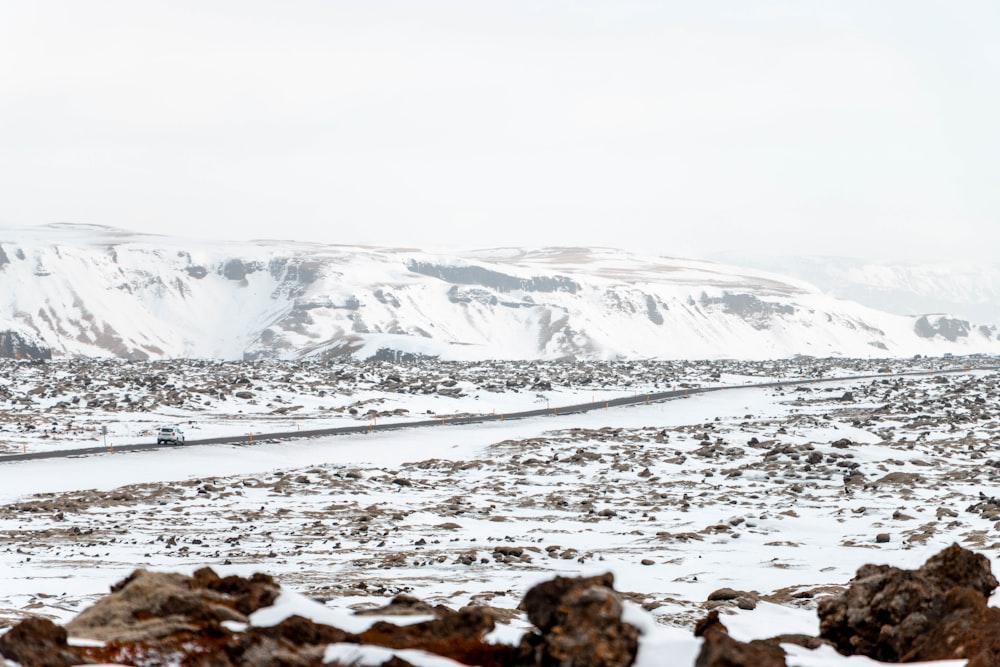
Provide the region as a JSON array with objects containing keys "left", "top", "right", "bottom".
[{"left": 0, "top": 569, "right": 644, "bottom": 667}]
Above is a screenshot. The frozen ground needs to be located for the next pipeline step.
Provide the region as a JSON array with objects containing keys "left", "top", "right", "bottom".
[{"left": 1, "top": 356, "right": 998, "bottom": 666}]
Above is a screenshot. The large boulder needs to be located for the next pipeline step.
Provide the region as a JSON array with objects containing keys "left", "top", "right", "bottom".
[
  {"left": 516, "top": 572, "right": 640, "bottom": 667},
  {"left": 0, "top": 617, "right": 86, "bottom": 667},
  {"left": 818, "top": 543, "right": 1000, "bottom": 663},
  {"left": 65, "top": 567, "right": 279, "bottom": 642}
]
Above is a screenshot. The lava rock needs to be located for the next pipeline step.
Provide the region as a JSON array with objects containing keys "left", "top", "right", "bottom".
[
  {"left": 694, "top": 610, "right": 787, "bottom": 667},
  {"left": 818, "top": 543, "right": 999, "bottom": 662},
  {"left": 0, "top": 617, "right": 86, "bottom": 667},
  {"left": 66, "top": 568, "right": 279, "bottom": 642},
  {"left": 517, "top": 572, "right": 639, "bottom": 667}
]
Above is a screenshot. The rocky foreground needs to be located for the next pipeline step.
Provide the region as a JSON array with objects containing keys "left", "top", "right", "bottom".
[{"left": 2, "top": 543, "right": 999, "bottom": 667}]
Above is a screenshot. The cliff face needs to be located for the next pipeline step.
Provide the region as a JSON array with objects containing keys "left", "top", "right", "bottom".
[{"left": 1, "top": 224, "right": 998, "bottom": 361}]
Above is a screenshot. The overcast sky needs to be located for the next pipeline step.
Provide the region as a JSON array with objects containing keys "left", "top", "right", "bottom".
[{"left": 1, "top": 1, "right": 998, "bottom": 261}]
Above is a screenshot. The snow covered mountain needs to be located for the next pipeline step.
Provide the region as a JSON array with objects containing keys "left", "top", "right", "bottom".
[
  {"left": 717, "top": 254, "right": 1000, "bottom": 326},
  {"left": 1, "top": 223, "right": 998, "bottom": 361}
]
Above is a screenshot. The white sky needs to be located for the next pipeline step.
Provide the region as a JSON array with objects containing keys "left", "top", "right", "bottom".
[{"left": 1, "top": 1, "right": 998, "bottom": 261}]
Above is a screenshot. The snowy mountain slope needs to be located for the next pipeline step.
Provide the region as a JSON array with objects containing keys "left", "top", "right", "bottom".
[
  {"left": 719, "top": 253, "right": 1000, "bottom": 325},
  {"left": 1, "top": 223, "right": 998, "bottom": 361}
]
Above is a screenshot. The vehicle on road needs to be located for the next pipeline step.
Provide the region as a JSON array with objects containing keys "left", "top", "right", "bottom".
[{"left": 157, "top": 426, "right": 185, "bottom": 445}]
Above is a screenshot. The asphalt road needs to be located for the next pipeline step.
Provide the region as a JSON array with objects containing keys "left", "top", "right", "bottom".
[{"left": 1, "top": 364, "right": 995, "bottom": 464}]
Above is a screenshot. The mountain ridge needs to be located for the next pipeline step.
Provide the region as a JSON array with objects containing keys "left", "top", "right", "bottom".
[{"left": 1, "top": 223, "right": 998, "bottom": 361}]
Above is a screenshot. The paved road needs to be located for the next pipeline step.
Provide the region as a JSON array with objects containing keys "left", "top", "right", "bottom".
[{"left": 2, "top": 364, "right": 995, "bottom": 464}]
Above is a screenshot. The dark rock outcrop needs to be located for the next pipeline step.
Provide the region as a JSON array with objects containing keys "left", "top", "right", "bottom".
[
  {"left": 0, "top": 330, "right": 52, "bottom": 360},
  {"left": 516, "top": 573, "right": 640, "bottom": 667},
  {"left": 65, "top": 567, "right": 279, "bottom": 642},
  {"left": 1, "top": 570, "right": 638, "bottom": 667},
  {"left": 8, "top": 545, "right": 1000, "bottom": 667},
  {"left": 818, "top": 542, "right": 1000, "bottom": 663},
  {"left": 915, "top": 314, "right": 971, "bottom": 341},
  {"left": 0, "top": 617, "right": 87, "bottom": 667},
  {"left": 407, "top": 260, "right": 580, "bottom": 294},
  {"left": 694, "top": 611, "right": 787, "bottom": 667}
]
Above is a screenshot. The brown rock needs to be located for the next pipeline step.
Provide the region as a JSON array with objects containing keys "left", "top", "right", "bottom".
[
  {"left": 707, "top": 587, "right": 758, "bottom": 610},
  {"left": 706, "top": 587, "right": 741, "bottom": 601},
  {"left": 920, "top": 541, "right": 998, "bottom": 596},
  {"left": 818, "top": 543, "right": 999, "bottom": 662},
  {"left": 355, "top": 593, "right": 447, "bottom": 617},
  {"left": 516, "top": 572, "right": 639, "bottom": 667},
  {"left": 66, "top": 568, "right": 279, "bottom": 643},
  {"left": 359, "top": 606, "right": 510, "bottom": 667},
  {"left": 261, "top": 614, "right": 355, "bottom": 646},
  {"left": 0, "top": 617, "right": 87, "bottom": 667},
  {"left": 901, "top": 587, "right": 1000, "bottom": 664},
  {"left": 694, "top": 611, "right": 787, "bottom": 667}
]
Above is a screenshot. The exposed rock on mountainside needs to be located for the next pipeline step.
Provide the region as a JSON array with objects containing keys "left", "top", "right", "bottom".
[
  {"left": 727, "top": 254, "right": 1000, "bottom": 328},
  {"left": 2, "top": 223, "right": 999, "bottom": 361},
  {"left": 2, "top": 545, "right": 997, "bottom": 666},
  {"left": 0, "top": 330, "right": 51, "bottom": 360}
]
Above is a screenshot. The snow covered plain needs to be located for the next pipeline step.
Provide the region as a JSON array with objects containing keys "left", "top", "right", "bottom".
[{"left": 1, "top": 356, "right": 998, "bottom": 666}]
